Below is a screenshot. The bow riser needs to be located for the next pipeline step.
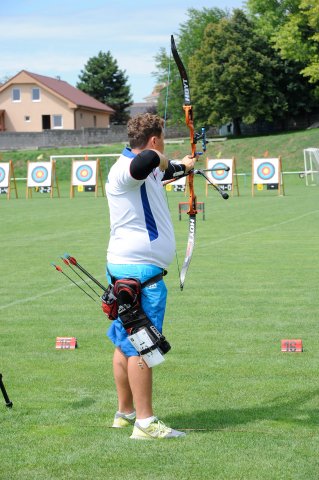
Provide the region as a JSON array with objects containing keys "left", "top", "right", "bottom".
[{"left": 187, "top": 173, "right": 197, "bottom": 216}]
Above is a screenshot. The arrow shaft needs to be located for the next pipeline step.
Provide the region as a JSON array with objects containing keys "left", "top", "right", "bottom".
[
  {"left": 65, "top": 255, "right": 107, "bottom": 291},
  {"left": 62, "top": 259, "right": 101, "bottom": 298},
  {"left": 52, "top": 264, "right": 98, "bottom": 303}
]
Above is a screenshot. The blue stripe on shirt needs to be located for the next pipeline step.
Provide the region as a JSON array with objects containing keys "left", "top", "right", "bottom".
[{"left": 140, "top": 182, "right": 158, "bottom": 241}]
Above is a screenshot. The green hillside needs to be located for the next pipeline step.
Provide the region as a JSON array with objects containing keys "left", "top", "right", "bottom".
[{"left": 0, "top": 127, "right": 318, "bottom": 179}]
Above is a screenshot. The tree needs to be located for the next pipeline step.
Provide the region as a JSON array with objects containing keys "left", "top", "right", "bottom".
[
  {"left": 153, "top": 8, "right": 228, "bottom": 124},
  {"left": 246, "top": 0, "right": 300, "bottom": 34},
  {"left": 190, "top": 9, "right": 287, "bottom": 135},
  {"left": 77, "top": 51, "right": 133, "bottom": 124},
  {"left": 247, "top": 0, "right": 319, "bottom": 92},
  {"left": 178, "top": 7, "right": 229, "bottom": 62}
]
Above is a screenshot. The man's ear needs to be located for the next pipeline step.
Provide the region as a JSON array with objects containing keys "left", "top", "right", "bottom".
[
  {"left": 144, "top": 136, "right": 156, "bottom": 150},
  {"left": 150, "top": 136, "right": 158, "bottom": 148}
]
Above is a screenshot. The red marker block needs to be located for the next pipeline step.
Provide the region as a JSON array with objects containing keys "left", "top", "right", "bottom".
[
  {"left": 281, "top": 339, "right": 303, "bottom": 352},
  {"left": 56, "top": 337, "right": 77, "bottom": 350}
]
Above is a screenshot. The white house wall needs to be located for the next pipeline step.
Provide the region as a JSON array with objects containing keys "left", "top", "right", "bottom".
[
  {"left": 74, "top": 109, "right": 110, "bottom": 129},
  {"left": 0, "top": 82, "right": 74, "bottom": 132}
]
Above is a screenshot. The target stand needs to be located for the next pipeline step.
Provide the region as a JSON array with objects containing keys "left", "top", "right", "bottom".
[
  {"left": 70, "top": 158, "right": 105, "bottom": 198},
  {"left": 252, "top": 157, "right": 284, "bottom": 197},
  {"left": 26, "top": 160, "right": 60, "bottom": 199},
  {"left": 0, "top": 161, "right": 18, "bottom": 200},
  {"left": 205, "top": 158, "right": 239, "bottom": 197}
]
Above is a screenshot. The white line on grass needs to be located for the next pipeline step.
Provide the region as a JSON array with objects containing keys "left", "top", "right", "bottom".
[
  {"left": 0, "top": 277, "right": 105, "bottom": 311},
  {"left": 198, "top": 208, "right": 319, "bottom": 248},
  {"left": 2, "top": 210, "right": 318, "bottom": 310},
  {"left": 0, "top": 284, "right": 74, "bottom": 311}
]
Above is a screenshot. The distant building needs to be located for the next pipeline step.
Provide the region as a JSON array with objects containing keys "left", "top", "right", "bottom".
[
  {"left": 143, "top": 83, "right": 165, "bottom": 105},
  {"left": 129, "top": 83, "right": 165, "bottom": 118},
  {"left": 0, "top": 70, "right": 114, "bottom": 132},
  {"left": 129, "top": 102, "right": 157, "bottom": 117}
]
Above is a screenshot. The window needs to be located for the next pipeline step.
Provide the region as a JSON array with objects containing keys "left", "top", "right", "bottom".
[
  {"left": 24, "top": 116, "right": 31, "bottom": 122},
  {"left": 32, "top": 88, "right": 40, "bottom": 102},
  {"left": 52, "top": 115, "right": 63, "bottom": 129},
  {"left": 12, "top": 88, "right": 21, "bottom": 102}
]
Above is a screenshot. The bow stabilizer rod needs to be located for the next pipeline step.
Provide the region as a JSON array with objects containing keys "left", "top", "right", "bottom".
[
  {"left": 162, "top": 165, "right": 230, "bottom": 187},
  {"left": 194, "top": 170, "right": 229, "bottom": 199}
]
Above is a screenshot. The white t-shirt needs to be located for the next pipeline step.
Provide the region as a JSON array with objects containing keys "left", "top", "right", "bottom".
[{"left": 105, "top": 148, "right": 175, "bottom": 268}]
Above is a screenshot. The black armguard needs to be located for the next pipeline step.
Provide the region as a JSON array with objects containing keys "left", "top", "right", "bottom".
[
  {"left": 162, "top": 161, "right": 186, "bottom": 181},
  {"left": 130, "top": 150, "right": 160, "bottom": 180}
]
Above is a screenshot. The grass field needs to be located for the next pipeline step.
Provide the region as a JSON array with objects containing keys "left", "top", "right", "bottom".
[{"left": 1, "top": 170, "right": 319, "bottom": 478}]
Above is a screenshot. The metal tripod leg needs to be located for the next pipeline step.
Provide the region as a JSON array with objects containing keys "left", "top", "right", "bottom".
[{"left": 0, "top": 373, "right": 13, "bottom": 408}]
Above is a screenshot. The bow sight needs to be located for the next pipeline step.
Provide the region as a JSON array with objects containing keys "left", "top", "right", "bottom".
[{"left": 194, "top": 127, "right": 207, "bottom": 156}]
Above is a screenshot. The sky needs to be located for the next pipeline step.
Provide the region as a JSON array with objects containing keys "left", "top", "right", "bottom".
[{"left": 1, "top": 0, "right": 245, "bottom": 103}]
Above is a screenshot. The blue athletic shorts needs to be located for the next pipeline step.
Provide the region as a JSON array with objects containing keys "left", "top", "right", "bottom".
[{"left": 106, "top": 264, "right": 167, "bottom": 357}]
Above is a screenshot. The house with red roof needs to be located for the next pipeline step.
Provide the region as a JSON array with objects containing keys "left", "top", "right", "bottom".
[{"left": 0, "top": 70, "right": 114, "bottom": 132}]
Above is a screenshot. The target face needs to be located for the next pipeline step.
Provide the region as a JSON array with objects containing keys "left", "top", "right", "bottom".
[
  {"left": 32, "top": 166, "right": 48, "bottom": 183},
  {"left": 253, "top": 158, "right": 279, "bottom": 184},
  {"left": 76, "top": 165, "right": 93, "bottom": 182},
  {"left": 206, "top": 159, "right": 233, "bottom": 184},
  {"left": 257, "top": 162, "right": 275, "bottom": 181},
  {"left": 0, "top": 163, "right": 10, "bottom": 188},
  {"left": 27, "top": 162, "right": 52, "bottom": 187},
  {"left": 72, "top": 161, "right": 97, "bottom": 186},
  {"left": 210, "top": 162, "right": 229, "bottom": 181},
  {"left": 0, "top": 167, "right": 5, "bottom": 183}
]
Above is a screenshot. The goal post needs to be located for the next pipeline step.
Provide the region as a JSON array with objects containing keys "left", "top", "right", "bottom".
[{"left": 304, "top": 148, "right": 319, "bottom": 186}]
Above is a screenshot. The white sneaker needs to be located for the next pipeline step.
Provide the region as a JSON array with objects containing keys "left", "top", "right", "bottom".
[
  {"left": 130, "top": 418, "right": 186, "bottom": 440},
  {"left": 112, "top": 412, "right": 136, "bottom": 428}
]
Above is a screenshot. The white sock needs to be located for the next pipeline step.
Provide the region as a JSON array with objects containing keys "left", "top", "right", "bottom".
[
  {"left": 136, "top": 416, "right": 156, "bottom": 428},
  {"left": 118, "top": 411, "right": 136, "bottom": 419}
]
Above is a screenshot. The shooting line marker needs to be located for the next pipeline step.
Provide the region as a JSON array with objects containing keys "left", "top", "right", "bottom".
[
  {"left": 56, "top": 337, "right": 78, "bottom": 350},
  {"left": 281, "top": 339, "right": 303, "bottom": 352}
]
